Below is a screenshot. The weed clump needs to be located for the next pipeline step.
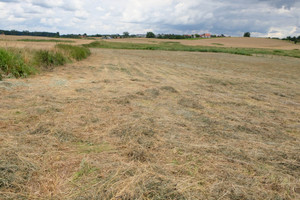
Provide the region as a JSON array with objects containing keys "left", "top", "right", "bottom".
[
  {"left": 0, "top": 48, "right": 36, "bottom": 78},
  {"left": 34, "top": 44, "right": 90, "bottom": 68},
  {"left": 34, "top": 50, "right": 66, "bottom": 68},
  {"left": 0, "top": 44, "right": 91, "bottom": 80},
  {"left": 56, "top": 44, "right": 91, "bottom": 61}
]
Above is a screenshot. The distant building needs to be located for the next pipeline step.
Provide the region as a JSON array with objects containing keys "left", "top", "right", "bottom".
[
  {"left": 200, "top": 33, "right": 211, "bottom": 38},
  {"left": 103, "top": 36, "right": 112, "bottom": 39},
  {"left": 80, "top": 33, "right": 87, "bottom": 39},
  {"left": 136, "top": 34, "right": 146, "bottom": 38}
]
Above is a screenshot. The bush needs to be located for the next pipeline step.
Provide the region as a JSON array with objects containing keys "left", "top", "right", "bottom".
[
  {"left": 0, "top": 45, "right": 91, "bottom": 80},
  {"left": 244, "top": 32, "right": 251, "bottom": 37},
  {"left": 34, "top": 50, "right": 66, "bottom": 68},
  {"left": 34, "top": 45, "right": 90, "bottom": 68},
  {"left": 0, "top": 48, "right": 36, "bottom": 78},
  {"left": 146, "top": 32, "right": 155, "bottom": 38},
  {"left": 56, "top": 44, "right": 91, "bottom": 61}
]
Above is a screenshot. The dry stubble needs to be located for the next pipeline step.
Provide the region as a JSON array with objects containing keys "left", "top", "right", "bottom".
[{"left": 0, "top": 48, "right": 300, "bottom": 199}]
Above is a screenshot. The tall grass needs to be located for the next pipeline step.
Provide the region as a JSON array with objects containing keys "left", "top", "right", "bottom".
[
  {"left": 0, "top": 48, "right": 36, "bottom": 79},
  {"left": 0, "top": 44, "right": 90, "bottom": 80},
  {"left": 56, "top": 44, "right": 91, "bottom": 61},
  {"left": 34, "top": 44, "right": 91, "bottom": 67},
  {"left": 34, "top": 50, "right": 66, "bottom": 68},
  {"left": 85, "top": 41, "right": 300, "bottom": 58}
]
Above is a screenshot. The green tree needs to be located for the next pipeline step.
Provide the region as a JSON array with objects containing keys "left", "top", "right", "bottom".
[
  {"left": 244, "top": 32, "right": 251, "bottom": 37},
  {"left": 146, "top": 32, "right": 155, "bottom": 38},
  {"left": 123, "top": 32, "right": 129, "bottom": 38}
]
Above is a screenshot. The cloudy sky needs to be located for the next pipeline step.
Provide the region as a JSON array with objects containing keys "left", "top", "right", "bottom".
[{"left": 0, "top": 0, "right": 299, "bottom": 37}]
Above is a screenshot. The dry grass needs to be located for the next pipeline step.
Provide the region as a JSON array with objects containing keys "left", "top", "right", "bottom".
[
  {"left": 0, "top": 47, "right": 300, "bottom": 199},
  {"left": 0, "top": 35, "right": 93, "bottom": 50}
]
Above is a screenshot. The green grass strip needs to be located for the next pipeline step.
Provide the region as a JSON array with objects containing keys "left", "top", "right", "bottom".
[
  {"left": 56, "top": 44, "right": 91, "bottom": 61},
  {"left": 0, "top": 48, "right": 36, "bottom": 79},
  {"left": 85, "top": 41, "right": 300, "bottom": 58},
  {"left": 0, "top": 44, "right": 91, "bottom": 80},
  {"left": 18, "top": 39, "right": 75, "bottom": 43}
]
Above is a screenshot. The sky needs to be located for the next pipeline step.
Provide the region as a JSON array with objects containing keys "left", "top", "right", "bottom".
[{"left": 0, "top": 0, "right": 299, "bottom": 38}]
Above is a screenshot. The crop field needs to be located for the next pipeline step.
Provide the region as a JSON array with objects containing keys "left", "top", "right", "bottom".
[
  {"left": 0, "top": 37, "right": 300, "bottom": 199},
  {"left": 109, "top": 37, "right": 300, "bottom": 50},
  {"left": 0, "top": 35, "right": 92, "bottom": 50}
]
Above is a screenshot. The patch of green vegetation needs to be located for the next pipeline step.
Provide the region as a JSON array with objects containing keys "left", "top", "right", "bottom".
[
  {"left": 0, "top": 44, "right": 91, "bottom": 80},
  {"left": 0, "top": 48, "right": 36, "bottom": 79},
  {"left": 85, "top": 41, "right": 300, "bottom": 58},
  {"left": 184, "top": 37, "right": 210, "bottom": 40},
  {"left": 34, "top": 50, "right": 66, "bottom": 67},
  {"left": 34, "top": 44, "right": 90, "bottom": 68},
  {"left": 161, "top": 41, "right": 180, "bottom": 44},
  {"left": 273, "top": 49, "right": 284, "bottom": 53},
  {"left": 17, "top": 39, "right": 74, "bottom": 43},
  {"left": 72, "top": 160, "right": 99, "bottom": 181},
  {"left": 211, "top": 43, "right": 224, "bottom": 46},
  {"left": 56, "top": 44, "right": 91, "bottom": 61}
]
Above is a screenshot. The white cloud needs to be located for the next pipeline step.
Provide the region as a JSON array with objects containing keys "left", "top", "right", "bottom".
[
  {"left": 0, "top": 0, "right": 299, "bottom": 37},
  {"left": 30, "top": 0, "right": 64, "bottom": 8},
  {"left": 8, "top": 15, "right": 26, "bottom": 22},
  {"left": 266, "top": 26, "right": 300, "bottom": 38},
  {"left": 75, "top": 10, "right": 89, "bottom": 20},
  {"left": 40, "top": 18, "right": 62, "bottom": 26},
  {"left": 96, "top": 6, "right": 104, "bottom": 11}
]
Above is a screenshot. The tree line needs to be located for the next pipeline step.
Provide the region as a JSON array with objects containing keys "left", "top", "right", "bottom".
[
  {"left": 0, "top": 29, "right": 59, "bottom": 37},
  {"left": 282, "top": 36, "right": 300, "bottom": 44},
  {"left": 0, "top": 29, "right": 104, "bottom": 39},
  {"left": 146, "top": 32, "right": 225, "bottom": 39}
]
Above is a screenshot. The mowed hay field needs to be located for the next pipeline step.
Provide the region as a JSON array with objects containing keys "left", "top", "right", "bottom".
[
  {"left": 109, "top": 37, "right": 300, "bottom": 50},
  {"left": 0, "top": 35, "right": 93, "bottom": 50},
  {"left": 0, "top": 38, "right": 300, "bottom": 199}
]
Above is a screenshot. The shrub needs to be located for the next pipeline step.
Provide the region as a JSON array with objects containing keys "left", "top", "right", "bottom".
[
  {"left": 146, "top": 32, "right": 155, "bottom": 38},
  {"left": 0, "top": 48, "right": 36, "bottom": 78},
  {"left": 0, "top": 44, "right": 91, "bottom": 80},
  {"left": 34, "top": 50, "right": 66, "bottom": 68},
  {"left": 244, "top": 32, "right": 251, "bottom": 37},
  {"left": 56, "top": 44, "right": 91, "bottom": 61}
]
